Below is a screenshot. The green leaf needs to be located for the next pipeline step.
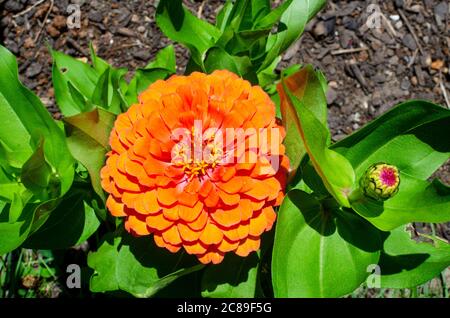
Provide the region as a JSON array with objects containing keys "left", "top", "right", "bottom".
[
  {"left": 333, "top": 101, "right": 450, "bottom": 230},
  {"left": 0, "top": 45, "right": 74, "bottom": 195},
  {"left": 0, "top": 201, "right": 36, "bottom": 255},
  {"left": 260, "top": 0, "right": 326, "bottom": 71},
  {"left": 379, "top": 226, "right": 450, "bottom": 288},
  {"left": 277, "top": 65, "right": 327, "bottom": 172},
  {"left": 279, "top": 66, "right": 355, "bottom": 207},
  {"left": 52, "top": 48, "right": 128, "bottom": 115},
  {"left": 201, "top": 253, "right": 259, "bottom": 298},
  {"left": 51, "top": 50, "right": 99, "bottom": 116},
  {"left": 156, "top": 0, "right": 221, "bottom": 69},
  {"left": 64, "top": 108, "right": 116, "bottom": 200},
  {"left": 125, "top": 45, "right": 177, "bottom": 105},
  {"left": 20, "top": 139, "right": 55, "bottom": 199},
  {"left": 272, "top": 189, "right": 381, "bottom": 297},
  {"left": 23, "top": 188, "right": 100, "bottom": 249},
  {"left": 88, "top": 233, "right": 204, "bottom": 297},
  {"left": 204, "top": 46, "right": 255, "bottom": 81},
  {"left": 88, "top": 233, "right": 120, "bottom": 292}
]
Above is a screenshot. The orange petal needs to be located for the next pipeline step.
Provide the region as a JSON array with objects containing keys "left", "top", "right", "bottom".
[
  {"left": 203, "top": 187, "right": 219, "bottom": 208},
  {"left": 143, "top": 191, "right": 161, "bottom": 214},
  {"left": 106, "top": 195, "right": 126, "bottom": 217},
  {"left": 183, "top": 241, "right": 207, "bottom": 255},
  {"left": 236, "top": 222, "right": 249, "bottom": 240},
  {"left": 154, "top": 233, "right": 181, "bottom": 253},
  {"left": 217, "top": 238, "right": 239, "bottom": 253},
  {"left": 178, "top": 191, "right": 198, "bottom": 208},
  {"left": 186, "top": 211, "right": 208, "bottom": 231},
  {"left": 157, "top": 187, "right": 178, "bottom": 206},
  {"left": 249, "top": 210, "right": 268, "bottom": 237},
  {"left": 125, "top": 215, "right": 150, "bottom": 236},
  {"left": 162, "top": 225, "right": 182, "bottom": 245},
  {"left": 244, "top": 182, "right": 269, "bottom": 200},
  {"left": 211, "top": 205, "right": 241, "bottom": 228},
  {"left": 162, "top": 205, "right": 179, "bottom": 221},
  {"left": 198, "top": 250, "right": 225, "bottom": 264},
  {"left": 263, "top": 206, "right": 277, "bottom": 230},
  {"left": 177, "top": 223, "right": 202, "bottom": 242},
  {"left": 235, "top": 237, "right": 260, "bottom": 257},
  {"left": 218, "top": 190, "right": 240, "bottom": 206},
  {"left": 179, "top": 200, "right": 203, "bottom": 222},
  {"left": 146, "top": 213, "right": 173, "bottom": 231},
  {"left": 199, "top": 222, "right": 223, "bottom": 245},
  {"left": 199, "top": 179, "right": 213, "bottom": 198}
]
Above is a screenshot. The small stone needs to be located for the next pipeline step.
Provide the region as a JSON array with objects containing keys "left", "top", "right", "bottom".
[
  {"left": 23, "top": 37, "right": 35, "bottom": 49},
  {"left": 390, "top": 15, "right": 400, "bottom": 21},
  {"left": 133, "top": 51, "right": 152, "bottom": 61},
  {"left": 372, "top": 91, "right": 382, "bottom": 106},
  {"left": 431, "top": 59, "right": 445, "bottom": 70},
  {"left": 395, "top": 21, "right": 403, "bottom": 29},
  {"left": 312, "top": 21, "right": 327, "bottom": 39},
  {"left": 137, "top": 26, "right": 146, "bottom": 33},
  {"left": 5, "top": 0, "right": 24, "bottom": 12},
  {"left": 402, "top": 34, "right": 417, "bottom": 51},
  {"left": 326, "top": 88, "right": 338, "bottom": 105},
  {"left": 131, "top": 14, "right": 140, "bottom": 23},
  {"left": 46, "top": 25, "right": 60, "bottom": 38},
  {"left": 421, "top": 54, "right": 432, "bottom": 67},
  {"left": 394, "top": 0, "right": 404, "bottom": 8},
  {"left": 389, "top": 56, "right": 399, "bottom": 65},
  {"left": 372, "top": 73, "right": 386, "bottom": 83},
  {"left": 339, "top": 30, "right": 353, "bottom": 49},
  {"left": 25, "top": 63, "right": 42, "bottom": 78},
  {"left": 53, "top": 15, "right": 66, "bottom": 30},
  {"left": 89, "top": 10, "right": 103, "bottom": 23},
  {"left": 401, "top": 78, "right": 411, "bottom": 90},
  {"left": 411, "top": 76, "right": 418, "bottom": 86},
  {"left": 434, "top": 2, "right": 448, "bottom": 27}
]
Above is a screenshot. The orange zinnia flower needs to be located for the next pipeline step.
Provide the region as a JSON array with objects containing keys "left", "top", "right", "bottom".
[{"left": 101, "top": 70, "right": 289, "bottom": 264}]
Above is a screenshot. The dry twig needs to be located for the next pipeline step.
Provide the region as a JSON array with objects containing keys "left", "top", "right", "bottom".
[
  {"left": 34, "top": 0, "right": 54, "bottom": 43},
  {"left": 12, "top": 0, "right": 45, "bottom": 18},
  {"left": 398, "top": 9, "right": 424, "bottom": 55}
]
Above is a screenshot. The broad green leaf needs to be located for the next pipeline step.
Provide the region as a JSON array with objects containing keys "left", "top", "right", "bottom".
[
  {"left": 20, "top": 139, "right": 55, "bottom": 199},
  {"left": 379, "top": 226, "right": 450, "bottom": 288},
  {"left": 272, "top": 189, "right": 381, "bottom": 297},
  {"left": 216, "top": 0, "right": 234, "bottom": 32},
  {"left": 201, "top": 253, "right": 259, "bottom": 298},
  {"left": 333, "top": 101, "right": 450, "bottom": 230},
  {"left": 52, "top": 49, "right": 128, "bottom": 115},
  {"left": 64, "top": 108, "right": 116, "bottom": 200},
  {"left": 51, "top": 50, "right": 99, "bottom": 116},
  {"left": 23, "top": 188, "right": 100, "bottom": 249},
  {"left": 0, "top": 45, "right": 74, "bottom": 195},
  {"left": 279, "top": 67, "right": 355, "bottom": 207},
  {"left": 88, "top": 233, "right": 204, "bottom": 297},
  {"left": 0, "top": 201, "right": 36, "bottom": 255},
  {"left": 277, "top": 65, "right": 327, "bottom": 172},
  {"left": 204, "top": 46, "right": 255, "bottom": 81},
  {"left": 156, "top": 0, "right": 221, "bottom": 69},
  {"left": 88, "top": 233, "right": 120, "bottom": 292},
  {"left": 125, "top": 45, "right": 177, "bottom": 105},
  {"left": 260, "top": 0, "right": 326, "bottom": 71},
  {"left": 91, "top": 66, "right": 128, "bottom": 114}
]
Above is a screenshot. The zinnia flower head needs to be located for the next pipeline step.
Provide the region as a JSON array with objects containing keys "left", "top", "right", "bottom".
[
  {"left": 361, "top": 163, "right": 400, "bottom": 201},
  {"left": 101, "top": 70, "right": 289, "bottom": 264}
]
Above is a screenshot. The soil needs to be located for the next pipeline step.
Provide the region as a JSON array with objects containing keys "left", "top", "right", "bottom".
[{"left": 1, "top": 0, "right": 449, "bottom": 296}]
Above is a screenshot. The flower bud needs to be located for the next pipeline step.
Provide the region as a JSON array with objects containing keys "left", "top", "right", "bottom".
[{"left": 361, "top": 163, "right": 400, "bottom": 201}]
